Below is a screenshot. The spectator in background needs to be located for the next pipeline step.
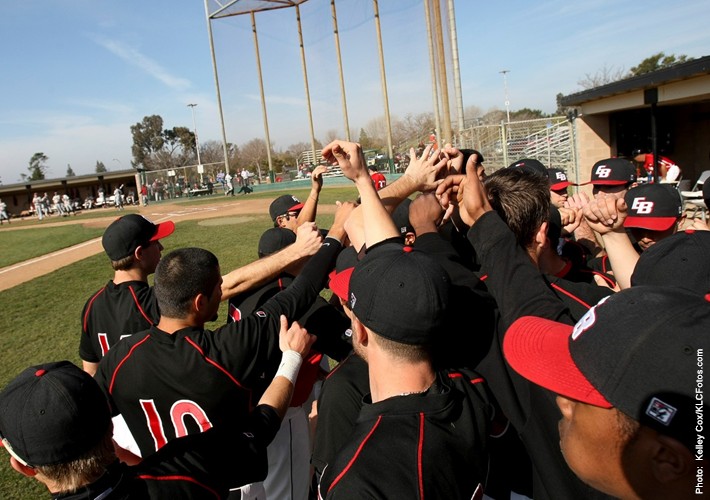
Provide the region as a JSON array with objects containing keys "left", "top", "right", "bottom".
[
  {"left": 632, "top": 149, "right": 682, "bottom": 183},
  {"left": 140, "top": 184, "right": 149, "bottom": 206},
  {"left": 33, "top": 192, "right": 44, "bottom": 221},
  {"left": 114, "top": 184, "right": 124, "bottom": 211},
  {"left": 224, "top": 172, "right": 234, "bottom": 196},
  {"left": 0, "top": 198, "right": 10, "bottom": 224}
]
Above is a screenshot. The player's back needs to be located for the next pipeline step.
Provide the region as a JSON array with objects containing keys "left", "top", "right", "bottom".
[{"left": 80, "top": 280, "right": 159, "bottom": 363}]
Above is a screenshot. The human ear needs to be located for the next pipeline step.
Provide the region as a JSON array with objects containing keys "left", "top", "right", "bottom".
[
  {"left": 10, "top": 457, "right": 37, "bottom": 477},
  {"left": 650, "top": 434, "right": 693, "bottom": 484}
]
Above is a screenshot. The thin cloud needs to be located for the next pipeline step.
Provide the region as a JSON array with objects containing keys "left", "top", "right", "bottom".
[{"left": 92, "top": 35, "right": 191, "bottom": 91}]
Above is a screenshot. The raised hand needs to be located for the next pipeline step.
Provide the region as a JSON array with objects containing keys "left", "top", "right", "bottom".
[{"left": 279, "top": 315, "right": 315, "bottom": 358}]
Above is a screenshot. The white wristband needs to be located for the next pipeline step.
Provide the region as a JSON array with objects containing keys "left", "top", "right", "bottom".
[{"left": 275, "top": 350, "right": 303, "bottom": 385}]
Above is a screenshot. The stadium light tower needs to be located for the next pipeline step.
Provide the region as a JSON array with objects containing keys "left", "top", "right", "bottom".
[
  {"left": 499, "top": 70, "right": 511, "bottom": 124},
  {"left": 187, "top": 103, "right": 202, "bottom": 167}
]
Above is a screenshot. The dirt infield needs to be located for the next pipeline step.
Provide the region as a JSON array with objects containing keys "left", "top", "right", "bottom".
[{"left": 0, "top": 198, "right": 336, "bottom": 293}]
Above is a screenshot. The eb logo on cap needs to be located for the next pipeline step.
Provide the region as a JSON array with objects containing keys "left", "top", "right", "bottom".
[{"left": 631, "top": 197, "right": 655, "bottom": 214}]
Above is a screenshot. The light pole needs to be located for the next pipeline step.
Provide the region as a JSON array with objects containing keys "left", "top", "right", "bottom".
[
  {"left": 187, "top": 104, "right": 202, "bottom": 166},
  {"left": 499, "top": 70, "right": 511, "bottom": 124},
  {"left": 187, "top": 103, "right": 203, "bottom": 185}
]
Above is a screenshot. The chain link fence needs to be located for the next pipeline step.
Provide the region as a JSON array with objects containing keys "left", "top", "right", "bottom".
[{"left": 458, "top": 116, "right": 578, "bottom": 181}]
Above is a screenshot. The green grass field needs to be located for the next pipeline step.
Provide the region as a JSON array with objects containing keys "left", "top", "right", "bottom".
[{"left": 0, "top": 187, "right": 349, "bottom": 498}]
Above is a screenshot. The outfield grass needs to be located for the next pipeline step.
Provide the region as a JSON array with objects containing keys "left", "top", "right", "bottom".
[
  {"left": 0, "top": 192, "right": 343, "bottom": 498},
  {"left": 0, "top": 225, "right": 106, "bottom": 268}
]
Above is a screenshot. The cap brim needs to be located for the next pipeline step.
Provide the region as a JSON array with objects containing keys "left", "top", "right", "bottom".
[
  {"left": 503, "top": 316, "right": 611, "bottom": 408},
  {"left": 328, "top": 267, "right": 354, "bottom": 301},
  {"left": 550, "top": 181, "right": 571, "bottom": 191},
  {"left": 623, "top": 216, "right": 677, "bottom": 231},
  {"left": 289, "top": 203, "right": 304, "bottom": 212},
  {"left": 150, "top": 220, "right": 175, "bottom": 241}
]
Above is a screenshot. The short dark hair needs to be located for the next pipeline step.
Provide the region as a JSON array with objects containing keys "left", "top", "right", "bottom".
[
  {"left": 154, "top": 248, "right": 221, "bottom": 318},
  {"left": 484, "top": 168, "right": 550, "bottom": 248}
]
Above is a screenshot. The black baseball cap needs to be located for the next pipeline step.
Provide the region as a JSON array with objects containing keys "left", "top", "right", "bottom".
[
  {"left": 348, "top": 242, "right": 450, "bottom": 345},
  {"left": 631, "top": 229, "right": 710, "bottom": 294},
  {"left": 507, "top": 158, "right": 547, "bottom": 176},
  {"left": 504, "top": 287, "right": 708, "bottom": 451},
  {"left": 102, "top": 214, "right": 175, "bottom": 261},
  {"left": 328, "top": 246, "right": 359, "bottom": 301},
  {"left": 391, "top": 198, "right": 414, "bottom": 237},
  {"left": 580, "top": 158, "right": 636, "bottom": 186},
  {"left": 269, "top": 195, "right": 304, "bottom": 222},
  {"left": 623, "top": 184, "right": 682, "bottom": 231},
  {"left": 258, "top": 227, "right": 297, "bottom": 258},
  {"left": 0, "top": 361, "right": 111, "bottom": 467},
  {"left": 547, "top": 168, "right": 571, "bottom": 191}
]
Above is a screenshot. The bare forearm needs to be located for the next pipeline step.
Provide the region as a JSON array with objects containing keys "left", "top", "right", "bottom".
[
  {"left": 600, "top": 230, "right": 639, "bottom": 290},
  {"left": 221, "top": 246, "right": 304, "bottom": 300}
]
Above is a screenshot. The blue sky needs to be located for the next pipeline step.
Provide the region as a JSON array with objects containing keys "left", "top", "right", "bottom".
[{"left": 1, "top": 0, "right": 709, "bottom": 184}]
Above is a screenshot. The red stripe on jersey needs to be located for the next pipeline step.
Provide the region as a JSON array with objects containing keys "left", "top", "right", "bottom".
[
  {"left": 184, "top": 336, "right": 253, "bottom": 410},
  {"left": 128, "top": 285, "right": 154, "bottom": 325},
  {"left": 83, "top": 287, "right": 106, "bottom": 332},
  {"left": 448, "top": 372, "right": 485, "bottom": 385},
  {"left": 418, "top": 412, "right": 425, "bottom": 499},
  {"left": 578, "top": 268, "right": 617, "bottom": 288},
  {"left": 136, "top": 474, "right": 220, "bottom": 499},
  {"left": 550, "top": 283, "right": 592, "bottom": 310},
  {"left": 109, "top": 335, "right": 151, "bottom": 394},
  {"left": 328, "top": 415, "right": 382, "bottom": 493}
]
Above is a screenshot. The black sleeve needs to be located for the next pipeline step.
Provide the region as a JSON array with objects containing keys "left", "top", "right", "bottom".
[{"left": 468, "top": 212, "right": 573, "bottom": 330}]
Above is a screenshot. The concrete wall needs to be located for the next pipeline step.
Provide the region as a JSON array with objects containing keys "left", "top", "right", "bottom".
[{"left": 573, "top": 114, "right": 611, "bottom": 193}]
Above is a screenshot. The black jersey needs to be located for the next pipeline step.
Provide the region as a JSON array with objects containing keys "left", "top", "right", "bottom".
[
  {"left": 54, "top": 406, "right": 280, "bottom": 500},
  {"left": 80, "top": 280, "right": 159, "bottom": 363},
  {"left": 318, "top": 369, "right": 491, "bottom": 499},
  {"left": 469, "top": 212, "right": 614, "bottom": 500},
  {"left": 311, "top": 352, "right": 369, "bottom": 479},
  {"left": 95, "top": 239, "right": 341, "bottom": 457}
]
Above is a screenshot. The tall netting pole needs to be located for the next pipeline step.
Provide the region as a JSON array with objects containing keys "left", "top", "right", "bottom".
[
  {"left": 372, "top": 0, "right": 394, "bottom": 169},
  {"left": 432, "top": 0, "right": 452, "bottom": 145},
  {"left": 251, "top": 12, "right": 274, "bottom": 182},
  {"left": 331, "top": 0, "right": 351, "bottom": 141},
  {"left": 446, "top": 0, "right": 465, "bottom": 139},
  {"left": 203, "top": 0, "right": 231, "bottom": 177},
  {"left": 424, "top": 0, "right": 442, "bottom": 146},
  {"left": 295, "top": 4, "right": 318, "bottom": 166}
]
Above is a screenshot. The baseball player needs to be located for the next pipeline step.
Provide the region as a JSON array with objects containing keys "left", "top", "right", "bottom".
[
  {"left": 228, "top": 227, "right": 352, "bottom": 500},
  {"left": 368, "top": 165, "right": 386, "bottom": 191},
  {"left": 546, "top": 167, "right": 571, "bottom": 207},
  {"left": 316, "top": 139, "right": 494, "bottom": 498},
  {"left": 93, "top": 214, "right": 347, "bottom": 458},
  {"left": 270, "top": 165, "right": 328, "bottom": 232},
  {"left": 0, "top": 315, "right": 312, "bottom": 500},
  {"left": 503, "top": 286, "right": 706, "bottom": 499},
  {"left": 81, "top": 214, "right": 323, "bottom": 377},
  {"left": 80, "top": 214, "right": 175, "bottom": 377}
]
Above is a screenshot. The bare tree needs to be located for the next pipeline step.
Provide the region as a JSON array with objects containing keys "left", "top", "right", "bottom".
[
  {"left": 324, "top": 129, "right": 339, "bottom": 144},
  {"left": 577, "top": 64, "right": 627, "bottom": 89}
]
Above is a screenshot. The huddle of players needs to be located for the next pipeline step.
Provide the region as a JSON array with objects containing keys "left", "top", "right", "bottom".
[{"left": 0, "top": 141, "right": 707, "bottom": 499}]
